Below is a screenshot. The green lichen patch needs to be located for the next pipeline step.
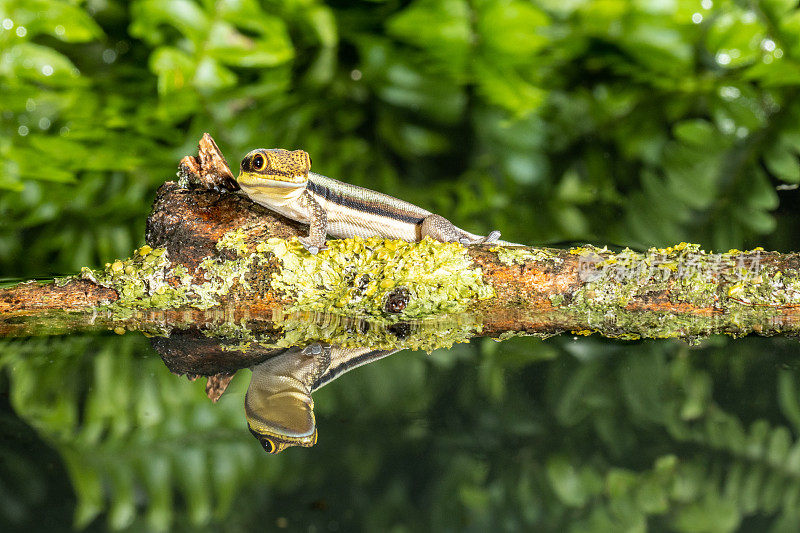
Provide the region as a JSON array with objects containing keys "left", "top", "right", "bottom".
[
  {"left": 202, "top": 320, "right": 259, "bottom": 352},
  {"left": 81, "top": 245, "right": 189, "bottom": 315},
  {"left": 267, "top": 310, "right": 481, "bottom": 353},
  {"left": 194, "top": 246, "right": 254, "bottom": 309},
  {"left": 491, "top": 329, "right": 560, "bottom": 341},
  {"left": 81, "top": 229, "right": 494, "bottom": 321},
  {"left": 571, "top": 243, "right": 778, "bottom": 309},
  {"left": 492, "top": 245, "right": 563, "bottom": 266},
  {"left": 565, "top": 242, "right": 797, "bottom": 340},
  {"left": 259, "top": 236, "right": 495, "bottom": 319},
  {"left": 122, "top": 309, "right": 482, "bottom": 354},
  {"left": 82, "top": 228, "right": 258, "bottom": 315}
]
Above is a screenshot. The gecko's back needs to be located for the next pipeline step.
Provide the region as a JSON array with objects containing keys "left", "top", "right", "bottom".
[{"left": 307, "top": 172, "right": 431, "bottom": 241}]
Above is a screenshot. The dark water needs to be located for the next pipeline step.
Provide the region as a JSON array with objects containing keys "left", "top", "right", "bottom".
[{"left": 2, "top": 315, "right": 800, "bottom": 532}]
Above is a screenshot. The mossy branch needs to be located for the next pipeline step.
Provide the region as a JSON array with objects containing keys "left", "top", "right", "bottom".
[{"left": 3, "top": 134, "right": 800, "bottom": 343}]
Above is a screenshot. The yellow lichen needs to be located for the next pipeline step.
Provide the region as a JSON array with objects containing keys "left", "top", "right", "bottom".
[
  {"left": 492, "top": 245, "right": 562, "bottom": 266},
  {"left": 258, "top": 236, "right": 495, "bottom": 319}
]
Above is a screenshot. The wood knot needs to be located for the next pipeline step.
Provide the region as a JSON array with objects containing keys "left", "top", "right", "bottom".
[
  {"left": 388, "top": 321, "right": 411, "bottom": 339},
  {"left": 384, "top": 287, "right": 410, "bottom": 314}
]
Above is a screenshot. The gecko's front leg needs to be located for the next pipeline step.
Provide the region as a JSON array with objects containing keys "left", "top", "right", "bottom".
[{"left": 298, "top": 190, "right": 327, "bottom": 254}]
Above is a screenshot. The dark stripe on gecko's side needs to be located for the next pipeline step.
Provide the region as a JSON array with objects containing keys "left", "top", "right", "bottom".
[
  {"left": 311, "top": 350, "right": 397, "bottom": 390},
  {"left": 306, "top": 180, "right": 425, "bottom": 225}
]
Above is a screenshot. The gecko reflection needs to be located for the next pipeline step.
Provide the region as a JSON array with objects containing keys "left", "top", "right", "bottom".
[
  {"left": 245, "top": 344, "right": 398, "bottom": 453},
  {"left": 146, "top": 311, "right": 482, "bottom": 454}
]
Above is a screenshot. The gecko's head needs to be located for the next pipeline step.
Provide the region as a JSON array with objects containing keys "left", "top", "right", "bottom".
[
  {"left": 245, "top": 384, "right": 318, "bottom": 454},
  {"left": 237, "top": 148, "right": 311, "bottom": 189}
]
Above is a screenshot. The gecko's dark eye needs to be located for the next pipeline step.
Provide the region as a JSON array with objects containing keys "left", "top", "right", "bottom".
[
  {"left": 261, "top": 438, "right": 275, "bottom": 453},
  {"left": 252, "top": 154, "right": 265, "bottom": 171}
]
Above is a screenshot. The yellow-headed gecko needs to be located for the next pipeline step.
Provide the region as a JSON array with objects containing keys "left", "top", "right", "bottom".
[{"left": 236, "top": 148, "right": 502, "bottom": 254}]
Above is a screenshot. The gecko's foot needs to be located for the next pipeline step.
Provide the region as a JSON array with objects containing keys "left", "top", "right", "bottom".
[
  {"left": 458, "top": 231, "right": 502, "bottom": 246},
  {"left": 484, "top": 231, "right": 501, "bottom": 243},
  {"left": 298, "top": 237, "right": 326, "bottom": 255},
  {"left": 302, "top": 343, "right": 324, "bottom": 356}
]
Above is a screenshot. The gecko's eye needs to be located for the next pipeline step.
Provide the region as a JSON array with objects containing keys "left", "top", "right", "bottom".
[
  {"left": 261, "top": 438, "right": 276, "bottom": 453},
  {"left": 252, "top": 154, "right": 266, "bottom": 171}
]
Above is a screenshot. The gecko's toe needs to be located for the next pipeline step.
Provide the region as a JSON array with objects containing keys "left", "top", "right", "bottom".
[
  {"left": 298, "top": 237, "right": 325, "bottom": 255},
  {"left": 302, "top": 343, "right": 323, "bottom": 356},
  {"left": 484, "top": 231, "right": 501, "bottom": 243}
]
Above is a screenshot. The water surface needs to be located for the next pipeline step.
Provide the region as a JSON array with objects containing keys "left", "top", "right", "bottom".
[{"left": 2, "top": 316, "right": 799, "bottom": 531}]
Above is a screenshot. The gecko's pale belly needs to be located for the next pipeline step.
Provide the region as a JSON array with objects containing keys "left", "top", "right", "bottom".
[
  {"left": 322, "top": 203, "right": 423, "bottom": 242},
  {"left": 249, "top": 187, "right": 423, "bottom": 241}
]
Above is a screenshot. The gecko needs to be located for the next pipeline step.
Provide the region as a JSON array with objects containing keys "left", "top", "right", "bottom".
[
  {"left": 245, "top": 343, "right": 399, "bottom": 453},
  {"left": 236, "top": 148, "right": 502, "bottom": 254}
]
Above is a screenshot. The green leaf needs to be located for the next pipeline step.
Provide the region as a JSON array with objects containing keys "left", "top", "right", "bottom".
[
  {"left": 305, "top": 5, "right": 338, "bottom": 48},
  {"left": 735, "top": 206, "right": 776, "bottom": 234},
  {"left": 361, "top": 44, "right": 467, "bottom": 122},
  {"left": 673, "top": 119, "right": 716, "bottom": 147},
  {"left": 0, "top": 0, "right": 103, "bottom": 42},
  {"left": 6, "top": 146, "right": 76, "bottom": 183},
  {"left": 764, "top": 143, "right": 800, "bottom": 183},
  {"left": 193, "top": 56, "right": 237, "bottom": 89},
  {"left": 216, "top": 0, "right": 268, "bottom": 34},
  {"left": 386, "top": 0, "right": 471, "bottom": 75},
  {"left": 476, "top": 0, "right": 549, "bottom": 58},
  {"left": 0, "top": 43, "right": 81, "bottom": 87},
  {"left": 744, "top": 59, "right": 800, "bottom": 87},
  {"left": 206, "top": 20, "right": 294, "bottom": 68},
  {"left": 546, "top": 455, "right": 591, "bottom": 507},
  {"left": 130, "top": 0, "right": 210, "bottom": 46},
  {"left": 664, "top": 144, "right": 721, "bottom": 210},
  {"left": 61, "top": 449, "right": 103, "bottom": 529},
  {"left": 473, "top": 60, "right": 545, "bottom": 118},
  {"left": 706, "top": 10, "right": 765, "bottom": 68},
  {"left": 620, "top": 22, "right": 693, "bottom": 75},
  {"left": 761, "top": 0, "right": 798, "bottom": 18},
  {"left": 673, "top": 491, "right": 741, "bottom": 533},
  {"left": 150, "top": 46, "right": 195, "bottom": 94}
]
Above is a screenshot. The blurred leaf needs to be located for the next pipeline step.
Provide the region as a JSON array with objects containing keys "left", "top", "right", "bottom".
[
  {"left": 386, "top": 0, "right": 471, "bottom": 75},
  {"left": 764, "top": 142, "right": 800, "bottom": 183},
  {"left": 673, "top": 119, "right": 717, "bottom": 147},
  {"left": 475, "top": 0, "right": 549, "bottom": 58},
  {"left": 150, "top": 46, "right": 196, "bottom": 94},
  {"left": 0, "top": 43, "right": 80, "bottom": 86},
  {"left": 707, "top": 10, "right": 765, "bottom": 68},
  {"left": 474, "top": 60, "right": 546, "bottom": 118},
  {"left": 0, "top": 0, "right": 102, "bottom": 42},
  {"left": 205, "top": 20, "right": 294, "bottom": 68},
  {"left": 130, "top": 0, "right": 210, "bottom": 46}
]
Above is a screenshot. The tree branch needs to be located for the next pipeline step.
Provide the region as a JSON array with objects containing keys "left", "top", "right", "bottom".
[{"left": 3, "top": 134, "right": 800, "bottom": 344}]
